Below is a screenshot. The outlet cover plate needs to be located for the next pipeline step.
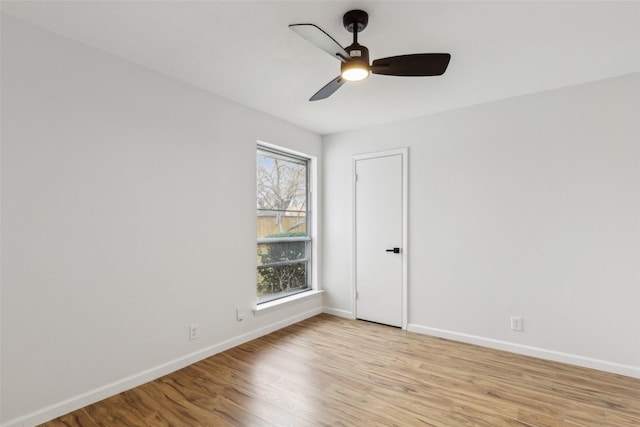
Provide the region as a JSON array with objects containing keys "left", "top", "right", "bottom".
[
  {"left": 510, "top": 316, "right": 523, "bottom": 332},
  {"left": 189, "top": 323, "right": 200, "bottom": 340}
]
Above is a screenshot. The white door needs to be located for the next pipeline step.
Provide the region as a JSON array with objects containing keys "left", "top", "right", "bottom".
[{"left": 354, "top": 150, "right": 406, "bottom": 327}]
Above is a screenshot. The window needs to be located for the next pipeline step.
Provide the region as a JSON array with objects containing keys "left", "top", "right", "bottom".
[{"left": 256, "top": 146, "right": 311, "bottom": 304}]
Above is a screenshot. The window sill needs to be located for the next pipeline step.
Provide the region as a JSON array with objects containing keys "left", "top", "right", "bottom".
[{"left": 253, "top": 289, "right": 324, "bottom": 316}]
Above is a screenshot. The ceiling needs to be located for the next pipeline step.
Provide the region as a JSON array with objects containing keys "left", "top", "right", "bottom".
[{"left": 2, "top": 1, "right": 640, "bottom": 135}]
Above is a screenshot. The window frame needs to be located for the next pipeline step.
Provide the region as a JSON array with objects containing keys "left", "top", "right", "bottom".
[{"left": 256, "top": 144, "right": 313, "bottom": 305}]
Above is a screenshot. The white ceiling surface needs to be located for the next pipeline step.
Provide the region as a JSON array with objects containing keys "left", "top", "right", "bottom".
[{"left": 3, "top": 1, "right": 640, "bottom": 135}]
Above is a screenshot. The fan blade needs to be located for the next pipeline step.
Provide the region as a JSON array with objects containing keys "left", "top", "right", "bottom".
[
  {"left": 371, "top": 53, "right": 451, "bottom": 76},
  {"left": 289, "top": 24, "right": 349, "bottom": 62},
  {"left": 310, "top": 76, "right": 345, "bottom": 101}
]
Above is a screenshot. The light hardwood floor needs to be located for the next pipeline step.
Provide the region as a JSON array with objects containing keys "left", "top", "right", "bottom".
[{"left": 42, "top": 314, "right": 640, "bottom": 426}]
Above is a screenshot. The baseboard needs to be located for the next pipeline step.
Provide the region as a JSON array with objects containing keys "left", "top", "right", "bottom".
[
  {"left": 407, "top": 323, "right": 640, "bottom": 379},
  {"left": 3, "top": 307, "right": 323, "bottom": 427},
  {"left": 323, "top": 306, "right": 355, "bottom": 319}
]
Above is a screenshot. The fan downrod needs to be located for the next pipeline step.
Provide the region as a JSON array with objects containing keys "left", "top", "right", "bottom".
[{"left": 343, "top": 10, "right": 368, "bottom": 33}]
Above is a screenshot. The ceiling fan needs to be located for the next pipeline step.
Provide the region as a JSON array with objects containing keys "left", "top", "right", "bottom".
[{"left": 289, "top": 9, "right": 451, "bottom": 101}]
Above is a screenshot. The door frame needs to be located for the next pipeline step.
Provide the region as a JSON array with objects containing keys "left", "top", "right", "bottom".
[{"left": 352, "top": 148, "right": 408, "bottom": 329}]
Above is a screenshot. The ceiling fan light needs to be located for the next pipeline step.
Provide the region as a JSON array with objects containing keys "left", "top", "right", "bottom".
[
  {"left": 341, "top": 43, "right": 371, "bottom": 82},
  {"left": 341, "top": 66, "right": 370, "bottom": 81}
]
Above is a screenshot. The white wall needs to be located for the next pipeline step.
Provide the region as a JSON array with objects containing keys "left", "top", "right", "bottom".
[
  {"left": 323, "top": 73, "right": 640, "bottom": 377},
  {"left": 2, "top": 11, "right": 639, "bottom": 427},
  {"left": 0, "top": 15, "right": 322, "bottom": 426}
]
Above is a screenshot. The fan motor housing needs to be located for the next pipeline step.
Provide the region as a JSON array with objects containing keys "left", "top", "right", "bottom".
[
  {"left": 344, "top": 43, "right": 369, "bottom": 66},
  {"left": 341, "top": 43, "right": 371, "bottom": 79}
]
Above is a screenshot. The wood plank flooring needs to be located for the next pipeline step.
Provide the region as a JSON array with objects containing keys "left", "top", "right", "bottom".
[{"left": 41, "top": 314, "right": 640, "bottom": 426}]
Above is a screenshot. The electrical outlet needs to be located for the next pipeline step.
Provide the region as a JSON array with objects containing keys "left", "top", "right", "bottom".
[
  {"left": 189, "top": 323, "right": 200, "bottom": 340},
  {"left": 236, "top": 307, "right": 245, "bottom": 321},
  {"left": 510, "top": 316, "right": 523, "bottom": 332}
]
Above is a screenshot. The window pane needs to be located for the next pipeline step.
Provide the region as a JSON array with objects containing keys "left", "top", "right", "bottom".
[
  {"left": 257, "top": 150, "right": 307, "bottom": 232},
  {"left": 257, "top": 263, "right": 308, "bottom": 299},
  {"left": 257, "top": 241, "right": 307, "bottom": 266},
  {"left": 257, "top": 209, "right": 306, "bottom": 239}
]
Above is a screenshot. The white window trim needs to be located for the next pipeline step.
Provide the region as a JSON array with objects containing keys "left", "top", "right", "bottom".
[
  {"left": 256, "top": 141, "right": 320, "bottom": 310},
  {"left": 253, "top": 289, "right": 324, "bottom": 316}
]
